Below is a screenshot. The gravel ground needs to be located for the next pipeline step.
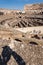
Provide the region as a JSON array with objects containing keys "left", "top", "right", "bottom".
[{"left": 0, "top": 38, "right": 43, "bottom": 65}]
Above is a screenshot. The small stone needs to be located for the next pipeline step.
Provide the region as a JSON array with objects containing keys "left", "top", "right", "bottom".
[{"left": 21, "top": 44, "right": 24, "bottom": 48}]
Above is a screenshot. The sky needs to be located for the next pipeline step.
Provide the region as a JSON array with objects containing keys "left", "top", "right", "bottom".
[{"left": 0, "top": 0, "right": 43, "bottom": 10}]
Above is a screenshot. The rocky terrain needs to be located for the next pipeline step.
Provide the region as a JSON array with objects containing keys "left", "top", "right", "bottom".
[
  {"left": 0, "top": 3, "right": 43, "bottom": 65},
  {"left": 0, "top": 12, "right": 43, "bottom": 28}
]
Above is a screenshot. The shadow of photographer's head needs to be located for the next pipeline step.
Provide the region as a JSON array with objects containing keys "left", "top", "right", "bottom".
[
  {"left": 2, "top": 46, "right": 13, "bottom": 53},
  {"left": 2, "top": 46, "right": 12, "bottom": 63}
]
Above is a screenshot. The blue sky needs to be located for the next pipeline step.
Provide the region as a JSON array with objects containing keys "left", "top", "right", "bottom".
[{"left": 0, "top": 0, "right": 43, "bottom": 10}]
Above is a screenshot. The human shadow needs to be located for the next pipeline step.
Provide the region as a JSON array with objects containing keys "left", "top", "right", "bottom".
[
  {"left": 0, "top": 56, "right": 3, "bottom": 65},
  {"left": 0, "top": 46, "right": 12, "bottom": 65},
  {"left": 0, "top": 46, "right": 26, "bottom": 65},
  {"left": 0, "top": 55, "right": 6, "bottom": 65},
  {"left": 12, "top": 51, "right": 25, "bottom": 65}
]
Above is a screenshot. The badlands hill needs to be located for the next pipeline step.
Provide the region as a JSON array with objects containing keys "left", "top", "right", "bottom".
[{"left": 0, "top": 3, "right": 43, "bottom": 65}]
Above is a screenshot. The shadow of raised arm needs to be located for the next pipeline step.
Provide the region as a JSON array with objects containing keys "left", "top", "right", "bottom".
[{"left": 12, "top": 51, "right": 26, "bottom": 65}]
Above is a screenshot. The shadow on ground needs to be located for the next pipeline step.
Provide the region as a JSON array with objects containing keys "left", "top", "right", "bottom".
[{"left": 0, "top": 46, "right": 26, "bottom": 65}]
